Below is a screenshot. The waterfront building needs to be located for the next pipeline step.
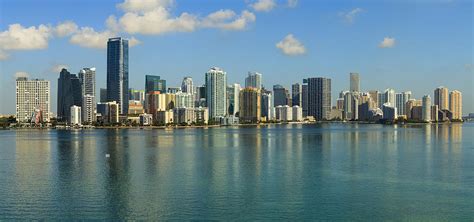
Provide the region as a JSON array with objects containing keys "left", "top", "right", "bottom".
[
  {"left": 195, "top": 85, "right": 207, "bottom": 107},
  {"left": 305, "top": 77, "right": 331, "bottom": 120},
  {"left": 181, "top": 77, "right": 194, "bottom": 94},
  {"left": 261, "top": 89, "right": 273, "bottom": 121},
  {"left": 275, "top": 105, "right": 293, "bottom": 122},
  {"left": 350, "top": 72, "right": 360, "bottom": 92},
  {"left": 434, "top": 87, "right": 449, "bottom": 110},
  {"left": 239, "top": 88, "right": 261, "bottom": 123},
  {"left": 395, "top": 91, "right": 412, "bottom": 116},
  {"left": 79, "top": 67, "right": 96, "bottom": 123},
  {"left": 145, "top": 75, "right": 166, "bottom": 93},
  {"left": 329, "top": 108, "right": 343, "bottom": 120},
  {"left": 194, "top": 107, "right": 209, "bottom": 124},
  {"left": 336, "top": 98, "right": 344, "bottom": 110},
  {"left": 292, "top": 106, "right": 303, "bottom": 121},
  {"left": 165, "top": 93, "right": 176, "bottom": 110},
  {"left": 97, "top": 101, "right": 119, "bottom": 124},
  {"left": 449, "top": 90, "right": 462, "bottom": 120},
  {"left": 431, "top": 105, "right": 439, "bottom": 122},
  {"left": 384, "top": 88, "right": 396, "bottom": 107},
  {"left": 292, "top": 83, "right": 302, "bottom": 107},
  {"left": 302, "top": 84, "right": 308, "bottom": 117},
  {"left": 273, "top": 84, "right": 290, "bottom": 106},
  {"left": 107, "top": 37, "right": 129, "bottom": 115},
  {"left": 70, "top": 105, "right": 81, "bottom": 125},
  {"left": 368, "top": 90, "right": 380, "bottom": 108},
  {"left": 16, "top": 77, "right": 51, "bottom": 123},
  {"left": 175, "top": 92, "right": 194, "bottom": 108},
  {"left": 422, "top": 95, "right": 432, "bottom": 122},
  {"left": 382, "top": 103, "right": 397, "bottom": 121},
  {"left": 245, "top": 71, "right": 262, "bottom": 89},
  {"left": 205, "top": 67, "right": 227, "bottom": 120},
  {"left": 156, "top": 110, "right": 174, "bottom": 125},
  {"left": 139, "top": 113, "right": 153, "bottom": 126},
  {"left": 226, "top": 83, "right": 241, "bottom": 116},
  {"left": 173, "top": 107, "right": 195, "bottom": 125},
  {"left": 82, "top": 94, "right": 95, "bottom": 123},
  {"left": 128, "top": 100, "right": 145, "bottom": 115},
  {"left": 57, "top": 68, "right": 82, "bottom": 122},
  {"left": 406, "top": 99, "right": 422, "bottom": 120},
  {"left": 145, "top": 92, "right": 167, "bottom": 116},
  {"left": 343, "top": 92, "right": 358, "bottom": 120}
]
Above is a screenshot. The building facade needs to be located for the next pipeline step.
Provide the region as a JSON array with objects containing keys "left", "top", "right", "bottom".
[
  {"left": 273, "top": 84, "right": 290, "bottom": 106},
  {"left": 434, "top": 87, "right": 449, "bottom": 110},
  {"left": 350, "top": 72, "right": 360, "bottom": 92},
  {"left": 422, "top": 95, "right": 432, "bottom": 122},
  {"left": 16, "top": 77, "right": 51, "bottom": 123},
  {"left": 292, "top": 83, "right": 302, "bottom": 107},
  {"left": 245, "top": 71, "right": 262, "bottom": 89},
  {"left": 239, "top": 88, "right": 261, "bottom": 123},
  {"left": 181, "top": 77, "right": 194, "bottom": 94},
  {"left": 449, "top": 90, "right": 462, "bottom": 120},
  {"left": 145, "top": 75, "right": 166, "bottom": 93},
  {"left": 107, "top": 37, "right": 129, "bottom": 115},
  {"left": 205, "top": 67, "right": 227, "bottom": 120},
  {"left": 306, "top": 77, "right": 332, "bottom": 120},
  {"left": 57, "top": 68, "right": 82, "bottom": 122}
]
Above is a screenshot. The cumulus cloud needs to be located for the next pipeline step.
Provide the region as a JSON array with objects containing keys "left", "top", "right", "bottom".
[
  {"left": 14, "top": 71, "right": 29, "bottom": 79},
  {"left": 0, "top": 24, "right": 52, "bottom": 50},
  {"left": 339, "top": 8, "right": 364, "bottom": 23},
  {"left": 250, "top": 0, "right": 276, "bottom": 12},
  {"left": 203, "top": 10, "right": 256, "bottom": 30},
  {"left": 379, "top": 37, "right": 396, "bottom": 48},
  {"left": 54, "top": 21, "right": 78, "bottom": 37},
  {"left": 118, "top": 0, "right": 174, "bottom": 12},
  {"left": 69, "top": 27, "right": 116, "bottom": 49},
  {"left": 276, "top": 34, "right": 306, "bottom": 56},
  {"left": 287, "top": 0, "right": 298, "bottom": 7},
  {"left": 51, "top": 64, "right": 69, "bottom": 73}
]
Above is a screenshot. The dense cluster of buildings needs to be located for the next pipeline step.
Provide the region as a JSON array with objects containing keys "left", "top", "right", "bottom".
[{"left": 14, "top": 37, "right": 464, "bottom": 126}]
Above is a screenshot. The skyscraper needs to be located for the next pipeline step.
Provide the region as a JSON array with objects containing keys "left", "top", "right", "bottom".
[
  {"left": 261, "top": 89, "right": 272, "bottom": 120},
  {"left": 306, "top": 77, "right": 331, "bottom": 120},
  {"left": 302, "top": 84, "right": 308, "bottom": 117},
  {"left": 273, "top": 84, "right": 290, "bottom": 106},
  {"left": 291, "top": 83, "right": 302, "bottom": 107},
  {"left": 100, "top": 88, "right": 107, "bottom": 103},
  {"left": 79, "top": 67, "right": 96, "bottom": 123},
  {"left": 205, "top": 67, "right": 227, "bottom": 120},
  {"left": 16, "top": 77, "right": 50, "bottom": 123},
  {"left": 449, "top": 90, "right": 462, "bottom": 120},
  {"left": 350, "top": 72, "right": 360, "bottom": 92},
  {"left": 57, "top": 68, "right": 82, "bottom": 122},
  {"left": 395, "top": 91, "right": 411, "bottom": 116},
  {"left": 422, "top": 95, "right": 432, "bottom": 122},
  {"left": 145, "top": 75, "right": 166, "bottom": 93},
  {"left": 181, "top": 76, "right": 194, "bottom": 94},
  {"left": 434, "top": 87, "right": 449, "bottom": 110},
  {"left": 245, "top": 71, "right": 262, "bottom": 89},
  {"left": 226, "top": 83, "right": 241, "bottom": 116},
  {"left": 239, "top": 88, "right": 261, "bottom": 123},
  {"left": 384, "top": 88, "right": 396, "bottom": 107},
  {"left": 107, "top": 37, "right": 129, "bottom": 115}
]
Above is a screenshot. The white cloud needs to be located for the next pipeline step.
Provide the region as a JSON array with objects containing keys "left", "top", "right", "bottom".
[
  {"left": 129, "top": 37, "right": 141, "bottom": 47},
  {"left": 120, "top": 8, "right": 198, "bottom": 34},
  {"left": 339, "top": 8, "right": 364, "bottom": 23},
  {"left": 379, "top": 37, "right": 396, "bottom": 48},
  {"left": 69, "top": 27, "right": 116, "bottom": 49},
  {"left": 118, "top": 0, "right": 174, "bottom": 12},
  {"left": 203, "top": 10, "right": 256, "bottom": 30},
  {"left": 276, "top": 34, "right": 306, "bottom": 56},
  {"left": 0, "top": 24, "right": 52, "bottom": 51},
  {"left": 250, "top": 0, "right": 276, "bottom": 12},
  {"left": 287, "top": 0, "right": 298, "bottom": 8},
  {"left": 14, "top": 71, "right": 29, "bottom": 79},
  {"left": 54, "top": 21, "right": 78, "bottom": 37},
  {"left": 51, "top": 64, "right": 69, "bottom": 73}
]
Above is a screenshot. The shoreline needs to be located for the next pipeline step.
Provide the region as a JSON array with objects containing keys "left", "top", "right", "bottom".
[{"left": 2, "top": 121, "right": 465, "bottom": 130}]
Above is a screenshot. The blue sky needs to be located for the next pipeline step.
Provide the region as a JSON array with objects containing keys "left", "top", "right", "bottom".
[{"left": 0, "top": 0, "right": 472, "bottom": 115}]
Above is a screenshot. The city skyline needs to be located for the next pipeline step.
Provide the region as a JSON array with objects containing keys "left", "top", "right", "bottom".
[{"left": 0, "top": 0, "right": 473, "bottom": 115}]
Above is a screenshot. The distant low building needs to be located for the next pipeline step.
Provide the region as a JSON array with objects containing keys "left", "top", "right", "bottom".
[
  {"left": 70, "top": 105, "right": 81, "bottom": 125},
  {"left": 139, "top": 113, "right": 153, "bottom": 126},
  {"left": 156, "top": 110, "right": 174, "bottom": 125},
  {"left": 382, "top": 103, "right": 397, "bottom": 121}
]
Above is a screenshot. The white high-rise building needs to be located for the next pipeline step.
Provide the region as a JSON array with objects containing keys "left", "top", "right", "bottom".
[
  {"left": 16, "top": 77, "right": 51, "bottom": 123},
  {"left": 79, "top": 67, "right": 96, "bottom": 123},
  {"left": 175, "top": 92, "right": 195, "bottom": 108},
  {"left": 205, "top": 67, "right": 227, "bottom": 120},
  {"left": 227, "top": 83, "right": 241, "bottom": 116},
  {"left": 245, "top": 71, "right": 262, "bottom": 89},
  {"left": 70, "top": 105, "right": 82, "bottom": 125},
  {"left": 181, "top": 77, "right": 194, "bottom": 94},
  {"left": 384, "top": 88, "right": 396, "bottom": 107},
  {"left": 396, "top": 91, "right": 411, "bottom": 116},
  {"left": 422, "top": 95, "right": 432, "bottom": 122}
]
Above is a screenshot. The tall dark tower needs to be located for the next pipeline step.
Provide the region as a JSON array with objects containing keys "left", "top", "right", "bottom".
[{"left": 107, "top": 37, "right": 129, "bottom": 115}]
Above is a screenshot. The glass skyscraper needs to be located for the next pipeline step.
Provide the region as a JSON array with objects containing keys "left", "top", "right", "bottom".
[
  {"left": 107, "top": 37, "right": 129, "bottom": 115},
  {"left": 306, "top": 77, "right": 331, "bottom": 120},
  {"left": 57, "top": 68, "right": 82, "bottom": 122},
  {"left": 145, "top": 75, "right": 166, "bottom": 94}
]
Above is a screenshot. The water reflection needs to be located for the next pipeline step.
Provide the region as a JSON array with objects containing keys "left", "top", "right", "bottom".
[{"left": 1, "top": 123, "right": 472, "bottom": 220}]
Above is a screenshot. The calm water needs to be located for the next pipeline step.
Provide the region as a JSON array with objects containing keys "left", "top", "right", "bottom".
[{"left": 0, "top": 123, "right": 473, "bottom": 220}]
